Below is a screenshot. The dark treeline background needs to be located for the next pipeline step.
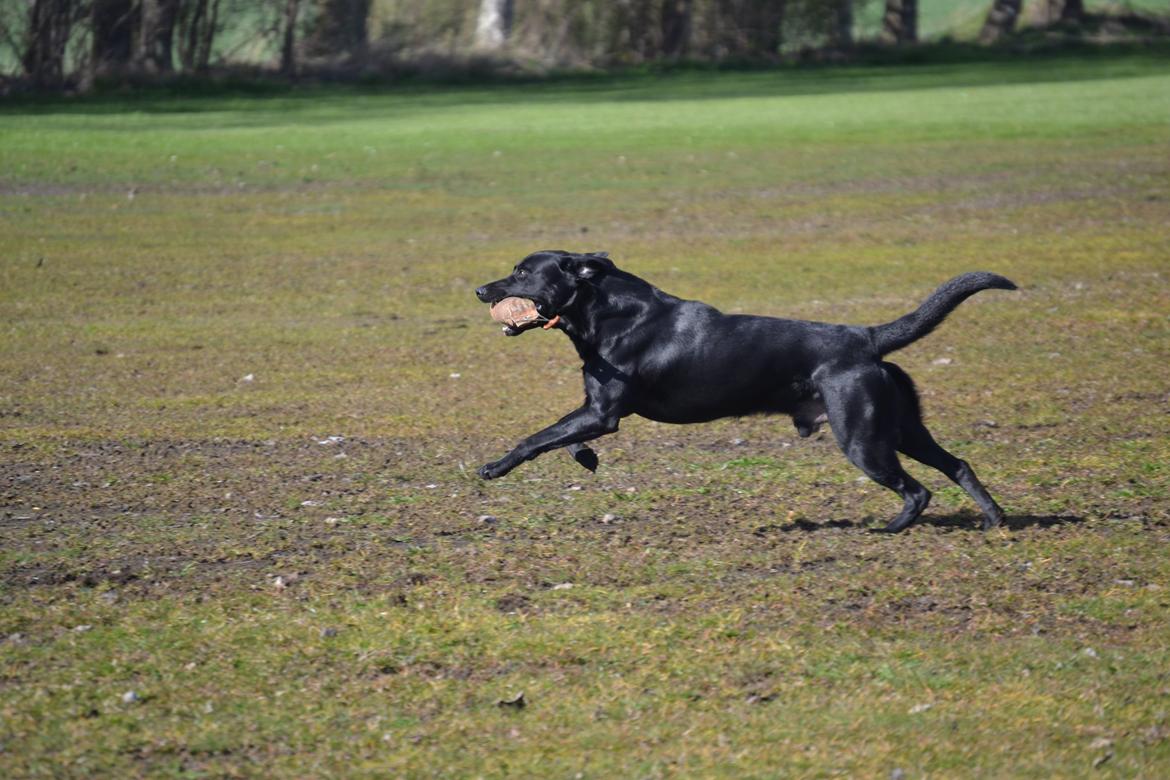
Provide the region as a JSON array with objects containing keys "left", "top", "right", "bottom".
[{"left": 0, "top": 0, "right": 1127, "bottom": 90}]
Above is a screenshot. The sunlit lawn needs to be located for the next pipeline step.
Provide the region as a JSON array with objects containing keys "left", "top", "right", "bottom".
[{"left": 2, "top": 52, "right": 1169, "bottom": 777}]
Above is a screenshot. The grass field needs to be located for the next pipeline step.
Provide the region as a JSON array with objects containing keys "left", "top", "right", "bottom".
[{"left": 2, "top": 50, "right": 1170, "bottom": 777}]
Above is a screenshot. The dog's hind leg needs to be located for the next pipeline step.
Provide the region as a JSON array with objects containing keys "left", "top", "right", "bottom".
[
  {"left": 882, "top": 363, "right": 1005, "bottom": 530},
  {"left": 897, "top": 426, "right": 1004, "bottom": 530},
  {"left": 817, "top": 365, "right": 931, "bottom": 532}
]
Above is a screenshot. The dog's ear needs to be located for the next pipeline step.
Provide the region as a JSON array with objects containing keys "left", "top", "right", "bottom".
[{"left": 571, "top": 253, "right": 614, "bottom": 280}]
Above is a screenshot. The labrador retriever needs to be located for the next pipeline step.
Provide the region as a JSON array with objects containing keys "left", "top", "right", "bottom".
[{"left": 475, "top": 251, "right": 1016, "bottom": 532}]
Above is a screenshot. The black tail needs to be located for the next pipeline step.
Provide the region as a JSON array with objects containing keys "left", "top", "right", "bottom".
[{"left": 870, "top": 272, "right": 1017, "bottom": 356}]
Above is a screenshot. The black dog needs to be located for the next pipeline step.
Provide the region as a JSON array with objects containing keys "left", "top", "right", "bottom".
[{"left": 475, "top": 251, "right": 1016, "bottom": 532}]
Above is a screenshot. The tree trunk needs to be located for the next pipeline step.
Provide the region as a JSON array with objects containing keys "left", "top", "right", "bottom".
[
  {"left": 881, "top": 0, "right": 917, "bottom": 44},
  {"left": 196, "top": 0, "right": 219, "bottom": 71},
  {"left": 661, "top": 0, "right": 693, "bottom": 58},
  {"left": 1059, "top": 0, "right": 1084, "bottom": 22},
  {"left": 306, "top": 0, "right": 370, "bottom": 60},
  {"left": 748, "top": 0, "right": 785, "bottom": 58},
  {"left": 177, "top": 0, "right": 204, "bottom": 71},
  {"left": 629, "top": 0, "right": 659, "bottom": 60},
  {"left": 280, "top": 0, "right": 301, "bottom": 75},
  {"left": 22, "top": 0, "right": 78, "bottom": 88},
  {"left": 714, "top": 0, "right": 785, "bottom": 59},
  {"left": 136, "top": 0, "right": 178, "bottom": 73},
  {"left": 475, "top": 0, "right": 514, "bottom": 50},
  {"left": 91, "top": 0, "right": 134, "bottom": 78},
  {"left": 980, "top": 0, "right": 1022, "bottom": 43},
  {"left": 831, "top": 0, "right": 853, "bottom": 49},
  {"left": 714, "top": 0, "right": 742, "bottom": 57}
]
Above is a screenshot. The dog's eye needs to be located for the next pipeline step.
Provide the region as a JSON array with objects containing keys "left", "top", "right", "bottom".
[{"left": 516, "top": 269, "right": 528, "bottom": 278}]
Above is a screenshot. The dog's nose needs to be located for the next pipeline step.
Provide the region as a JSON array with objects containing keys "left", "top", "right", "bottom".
[{"left": 475, "top": 286, "right": 489, "bottom": 300}]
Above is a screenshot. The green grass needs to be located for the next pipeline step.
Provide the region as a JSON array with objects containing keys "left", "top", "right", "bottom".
[{"left": 2, "top": 53, "right": 1170, "bottom": 777}]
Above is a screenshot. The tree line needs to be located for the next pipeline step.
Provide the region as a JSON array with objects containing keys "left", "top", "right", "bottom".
[{"left": 1, "top": 0, "right": 1093, "bottom": 91}]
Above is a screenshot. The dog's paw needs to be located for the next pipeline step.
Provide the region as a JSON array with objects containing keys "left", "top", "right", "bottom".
[
  {"left": 882, "top": 516, "right": 915, "bottom": 533},
  {"left": 478, "top": 459, "right": 511, "bottom": 480},
  {"left": 981, "top": 508, "right": 1005, "bottom": 531},
  {"left": 570, "top": 445, "right": 599, "bottom": 473}
]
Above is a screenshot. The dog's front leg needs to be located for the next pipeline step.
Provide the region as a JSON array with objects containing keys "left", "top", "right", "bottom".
[
  {"left": 566, "top": 443, "right": 599, "bottom": 472},
  {"left": 478, "top": 405, "right": 619, "bottom": 480}
]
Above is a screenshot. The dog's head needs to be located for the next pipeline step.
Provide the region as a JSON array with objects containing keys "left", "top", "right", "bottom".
[{"left": 476, "top": 250, "right": 613, "bottom": 335}]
